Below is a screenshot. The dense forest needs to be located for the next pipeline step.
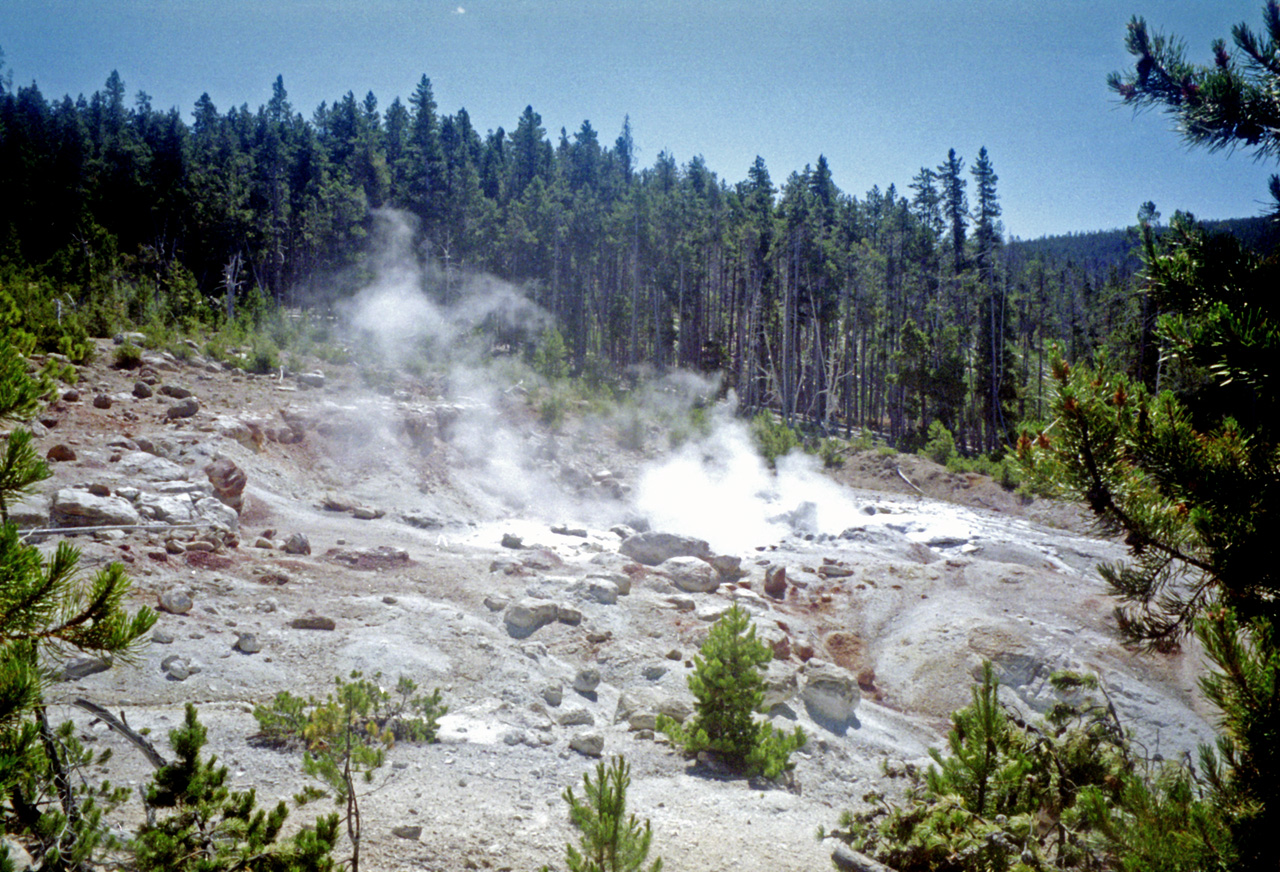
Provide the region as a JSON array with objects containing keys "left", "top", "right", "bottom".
[{"left": 2, "top": 66, "right": 1273, "bottom": 455}]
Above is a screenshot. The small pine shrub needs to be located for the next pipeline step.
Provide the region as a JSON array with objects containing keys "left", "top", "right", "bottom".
[
  {"left": 253, "top": 672, "right": 445, "bottom": 872},
  {"left": 657, "top": 604, "right": 805, "bottom": 779},
  {"left": 548, "top": 756, "right": 663, "bottom": 872},
  {"left": 134, "top": 703, "right": 339, "bottom": 871},
  {"left": 750, "top": 412, "right": 800, "bottom": 469},
  {"left": 113, "top": 342, "right": 144, "bottom": 370},
  {"left": 922, "top": 421, "right": 958, "bottom": 466}
]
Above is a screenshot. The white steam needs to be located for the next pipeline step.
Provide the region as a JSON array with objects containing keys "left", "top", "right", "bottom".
[{"left": 633, "top": 400, "right": 865, "bottom": 554}]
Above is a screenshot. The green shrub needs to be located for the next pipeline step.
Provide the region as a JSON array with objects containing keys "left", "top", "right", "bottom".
[
  {"left": 818, "top": 437, "right": 845, "bottom": 469},
  {"left": 827, "top": 662, "right": 1232, "bottom": 872},
  {"left": 750, "top": 412, "right": 800, "bottom": 469},
  {"left": 253, "top": 672, "right": 445, "bottom": 872},
  {"left": 922, "top": 421, "right": 958, "bottom": 466},
  {"left": 113, "top": 342, "right": 144, "bottom": 370},
  {"left": 547, "top": 755, "right": 663, "bottom": 872},
  {"left": 657, "top": 604, "right": 805, "bottom": 779},
  {"left": 134, "top": 703, "right": 339, "bottom": 871}
]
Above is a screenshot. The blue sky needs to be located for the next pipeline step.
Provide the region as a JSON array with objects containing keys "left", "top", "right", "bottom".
[{"left": 2, "top": 0, "right": 1275, "bottom": 239}]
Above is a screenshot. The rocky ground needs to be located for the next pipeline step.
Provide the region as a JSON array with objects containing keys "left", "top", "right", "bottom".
[{"left": 10, "top": 336, "right": 1216, "bottom": 872}]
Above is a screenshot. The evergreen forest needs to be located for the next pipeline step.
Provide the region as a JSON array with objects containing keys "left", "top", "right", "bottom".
[{"left": 8, "top": 59, "right": 1272, "bottom": 455}]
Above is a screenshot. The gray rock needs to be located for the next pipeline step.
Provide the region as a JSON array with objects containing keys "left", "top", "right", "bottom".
[
  {"left": 542, "top": 684, "right": 564, "bottom": 707},
  {"left": 161, "top": 655, "right": 196, "bottom": 681},
  {"left": 133, "top": 381, "right": 153, "bottom": 398},
  {"left": 643, "top": 664, "right": 668, "bottom": 681},
  {"left": 391, "top": 825, "right": 422, "bottom": 841},
  {"left": 158, "top": 384, "right": 193, "bottom": 399},
  {"left": 151, "top": 630, "right": 175, "bottom": 644},
  {"left": 503, "top": 599, "right": 559, "bottom": 637},
  {"left": 764, "top": 565, "right": 788, "bottom": 599},
  {"left": 93, "top": 394, "right": 112, "bottom": 409},
  {"left": 157, "top": 589, "right": 194, "bottom": 615},
  {"left": 297, "top": 371, "right": 326, "bottom": 389},
  {"left": 205, "top": 458, "right": 247, "bottom": 513},
  {"left": 119, "top": 451, "right": 188, "bottom": 481},
  {"left": 290, "top": 615, "right": 337, "bottom": 631},
  {"left": 664, "top": 557, "right": 720, "bottom": 593},
  {"left": 483, "top": 594, "right": 511, "bottom": 611},
  {"left": 802, "top": 661, "right": 861, "bottom": 727},
  {"left": 556, "top": 605, "right": 584, "bottom": 626},
  {"left": 831, "top": 843, "right": 896, "bottom": 872},
  {"left": 573, "top": 667, "right": 601, "bottom": 694},
  {"left": 619, "top": 531, "right": 712, "bottom": 566},
  {"left": 569, "top": 731, "right": 605, "bottom": 757},
  {"left": 51, "top": 489, "right": 141, "bottom": 528},
  {"left": 61, "top": 656, "right": 112, "bottom": 681},
  {"left": 166, "top": 397, "right": 200, "bottom": 419},
  {"left": 557, "top": 707, "right": 595, "bottom": 726},
  {"left": 614, "top": 688, "right": 692, "bottom": 727},
  {"left": 501, "top": 532, "right": 524, "bottom": 549},
  {"left": 283, "top": 533, "right": 311, "bottom": 555},
  {"left": 586, "top": 579, "right": 619, "bottom": 605},
  {"left": 234, "top": 633, "right": 262, "bottom": 654}
]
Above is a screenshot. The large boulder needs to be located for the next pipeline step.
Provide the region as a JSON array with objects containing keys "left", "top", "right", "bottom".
[
  {"left": 204, "top": 458, "right": 247, "bottom": 513},
  {"left": 620, "top": 531, "right": 711, "bottom": 566},
  {"left": 51, "top": 489, "right": 140, "bottom": 528},
  {"left": 801, "top": 661, "right": 861, "bottom": 728}
]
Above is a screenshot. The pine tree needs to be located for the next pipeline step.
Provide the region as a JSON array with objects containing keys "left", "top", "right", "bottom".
[
  {"left": 134, "top": 704, "right": 338, "bottom": 871},
  {"left": 657, "top": 604, "right": 804, "bottom": 779},
  {"left": 0, "top": 335, "right": 157, "bottom": 867},
  {"left": 1108, "top": 1, "right": 1280, "bottom": 212},
  {"left": 552, "top": 756, "right": 662, "bottom": 872}
]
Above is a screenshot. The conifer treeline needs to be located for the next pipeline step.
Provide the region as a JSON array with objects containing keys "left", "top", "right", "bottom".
[{"left": 0, "top": 70, "right": 1148, "bottom": 452}]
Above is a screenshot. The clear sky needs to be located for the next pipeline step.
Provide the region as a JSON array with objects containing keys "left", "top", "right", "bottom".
[{"left": 2, "top": 0, "right": 1275, "bottom": 239}]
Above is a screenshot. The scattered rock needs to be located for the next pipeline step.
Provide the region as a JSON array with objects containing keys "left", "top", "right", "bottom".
[
  {"left": 664, "top": 557, "right": 720, "bottom": 593},
  {"left": 161, "top": 656, "right": 192, "bottom": 681},
  {"left": 483, "top": 594, "right": 510, "bottom": 612},
  {"left": 569, "top": 731, "right": 605, "bottom": 757},
  {"left": 159, "top": 384, "right": 193, "bottom": 399},
  {"left": 283, "top": 533, "right": 311, "bottom": 555},
  {"left": 620, "top": 531, "right": 712, "bottom": 566},
  {"left": 157, "top": 589, "right": 194, "bottom": 615},
  {"left": 205, "top": 458, "right": 247, "bottom": 513},
  {"left": 503, "top": 599, "right": 559, "bottom": 637},
  {"left": 801, "top": 661, "right": 861, "bottom": 728},
  {"left": 351, "top": 506, "right": 385, "bottom": 520},
  {"left": 297, "top": 371, "right": 326, "bottom": 389},
  {"left": 390, "top": 825, "right": 421, "bottom": 841},
  {"left": 93, "top": 394, "right": 112, "bottom": 409},
  {"left": 764, "top": 565, "right": 788, "bottom": 599},
  {"left": 501, "top": 532, "right": 525, "bottom": 549},
  {"left": 166, "top": 397, "right": 200, "bottom": 419},
  {"left": 586, "top": 579, "right": 619, "bottom": 605},
  {"left": 551, "top": 524, "right": 588, "bottom": 538},
  {"left": 46, "top": 444, "right": 77, "bottom": 462},
  {"left": 290, "top": 615, "right": 337, "bottom": 631},
  {"left": 557, "top": 707, "right": 595, "bottom": 726},
  {"left": 573, "top": 667, "right": 601, "bottom": 695},
  {"left": 556, "top": 605, "right": 583, "bottom": 626},
  {"left": 132, "top": 381, "right": 153, "bottom": 398},
  {"left": 61, "top": 656, "right": 112, "bottom": 681},
  {"left": 234, "top": 633, "right": 262, "bottom": 654},
  {"left": 831, "top": 843, "right": 896, "bottom": 872},
  {"left": 51, "top": 489, "right": 141, "bottom": 528},
  {"left": 542, "top": 684, "right": 564, "bottom": 707}
]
